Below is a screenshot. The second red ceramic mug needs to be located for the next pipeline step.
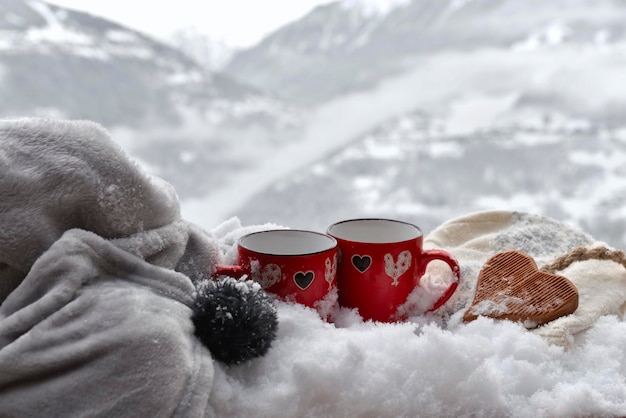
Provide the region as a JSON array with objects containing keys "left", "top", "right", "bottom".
[{"left": 327, "top": 218, "right": 460, "bottom": 322}]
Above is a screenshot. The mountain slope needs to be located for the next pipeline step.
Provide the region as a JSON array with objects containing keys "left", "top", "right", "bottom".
[
  {"left": 0, "top": 0, "right": 298, "bottom": 129},
  {"left": 234, "top": 108, "right": 626, "bottom": 250},
  {"left": 225, "top": 0, "right": 626, "bottom": 105}
]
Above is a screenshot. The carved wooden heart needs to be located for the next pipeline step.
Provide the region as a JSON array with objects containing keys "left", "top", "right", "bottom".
[{"left": 463, "top": 250, "right": 578, "bottom": 328}]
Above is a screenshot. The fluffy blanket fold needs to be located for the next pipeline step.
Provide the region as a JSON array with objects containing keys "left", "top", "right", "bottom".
[
  {"left": 0, "top": 228, "right": 214, "bottom": 417},
  {"left": 0, "top": 119, "right": 221, "bottom": 299},
  {"left": 1, "top": 118, "right": 222, "bottom": 417},
  {"left": 2, "top": 118, "right": 626, "bottom": 417}
]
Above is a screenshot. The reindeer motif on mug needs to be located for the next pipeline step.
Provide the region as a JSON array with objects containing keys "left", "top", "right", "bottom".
[
  {"left": 384, "top": 251, "right": 412, "bottom": 286},
  {"left": 325, "top": 254, "right": 337, "bottom": 290}
]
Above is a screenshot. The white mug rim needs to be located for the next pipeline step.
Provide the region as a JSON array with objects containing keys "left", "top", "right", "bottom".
[
  {"left": 327, "top": 218, "right": 423, "bottom": 244},
  {"left": 239, "top": 229, "right": 337, "bottom": 256}
]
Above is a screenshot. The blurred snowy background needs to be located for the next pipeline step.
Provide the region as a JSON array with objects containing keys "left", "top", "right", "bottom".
[{"left": 2, "top": 0, "right": 626, "bottom": 248}]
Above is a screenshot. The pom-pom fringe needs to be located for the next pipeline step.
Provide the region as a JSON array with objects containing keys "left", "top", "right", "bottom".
[{"left": 192, "top": 277, "right": 278, "bottom": 365}]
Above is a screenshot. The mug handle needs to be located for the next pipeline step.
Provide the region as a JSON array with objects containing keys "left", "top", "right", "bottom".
[
  {"left": 213, "top": 264, "right": 246, "bottom": 278},
  {"left": 418, "top": 249, "right": 461, "bottom": 312}
]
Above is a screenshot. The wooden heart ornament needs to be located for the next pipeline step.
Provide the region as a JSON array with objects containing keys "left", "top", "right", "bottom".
[{"left": 463, "top": 250, "right": 579, "bottom": 328}]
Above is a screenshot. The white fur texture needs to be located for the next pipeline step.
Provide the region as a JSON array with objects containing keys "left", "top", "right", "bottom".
[
  {"left": 424, "top": 210, "right": 626, "bottom": 348},
  {"left": 0, "top": 118, "right": 221, "bottom": 301}
]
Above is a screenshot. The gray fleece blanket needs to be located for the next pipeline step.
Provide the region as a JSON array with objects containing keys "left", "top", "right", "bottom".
[{"left": 0, "top": 118, "right": 220, "bottom": 417}]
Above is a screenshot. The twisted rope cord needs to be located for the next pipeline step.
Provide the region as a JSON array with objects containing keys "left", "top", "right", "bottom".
[{"left": 540, "top": 246, "right": 626, "bottom": 274}]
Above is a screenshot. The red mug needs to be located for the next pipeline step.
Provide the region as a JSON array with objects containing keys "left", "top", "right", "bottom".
[
  {"left": 215, "top": 229, "right": 338, "bottom": 308},
  {"left": 327, "top": 218, "right": 460, "bottom": 322}
]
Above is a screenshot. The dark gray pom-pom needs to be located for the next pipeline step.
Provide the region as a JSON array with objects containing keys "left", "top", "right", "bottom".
[{"left": 192, "top": 277, "right": 278, "bottom": 365}]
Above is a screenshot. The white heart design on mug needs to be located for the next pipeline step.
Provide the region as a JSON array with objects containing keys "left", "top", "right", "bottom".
[
  {"left": 250, "top": 261, "right": 282, "bottom": 289},
  {"left": 384, "top": 250, "right": 412, "bottom": 286}
]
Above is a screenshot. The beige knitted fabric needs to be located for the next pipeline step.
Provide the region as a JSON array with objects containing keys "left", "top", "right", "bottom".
[{"left": 424, "top": 210, "right": 626, "bottom": 349}]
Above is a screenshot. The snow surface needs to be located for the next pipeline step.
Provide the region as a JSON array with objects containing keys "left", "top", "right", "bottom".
[
  {"left": 211, "top": 301, "right": 626, "bottom": 417},
  {"left": 204, "top": 217, "right": 626, "bottom": 417}
]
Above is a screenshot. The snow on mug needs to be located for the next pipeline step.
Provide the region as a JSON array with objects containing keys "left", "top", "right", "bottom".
[
  {"left": 215, "top": 230, "right": 338, "bottom": 309},
  {"left": 327, "top": 218, "right": 460, "bottom": 322}
]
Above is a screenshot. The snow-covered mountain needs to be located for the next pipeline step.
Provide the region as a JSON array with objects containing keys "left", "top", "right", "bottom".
[
  {"left": 236, "top": 109, "right": 626, "bottom": 246},
  {"left": 225, "top": 41, "right": 626, "bottom": 247},
  {"left": 225, "top": 0, "right": 626, "bottom": 105},
  {"left": 2, "top": 0, "right": 625, "bottom": 250},
  {"left": 0, "top": 0, "right": 304, "bottom": 200},
  {"left": 168, "top": 27, "right": 235, "bottom": 71},
  {"left": 0, "top": 0, "right": 299, "bottom": 130},
  {"left": 209, "top": 0, "right": 626, "bottom": 249}
]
